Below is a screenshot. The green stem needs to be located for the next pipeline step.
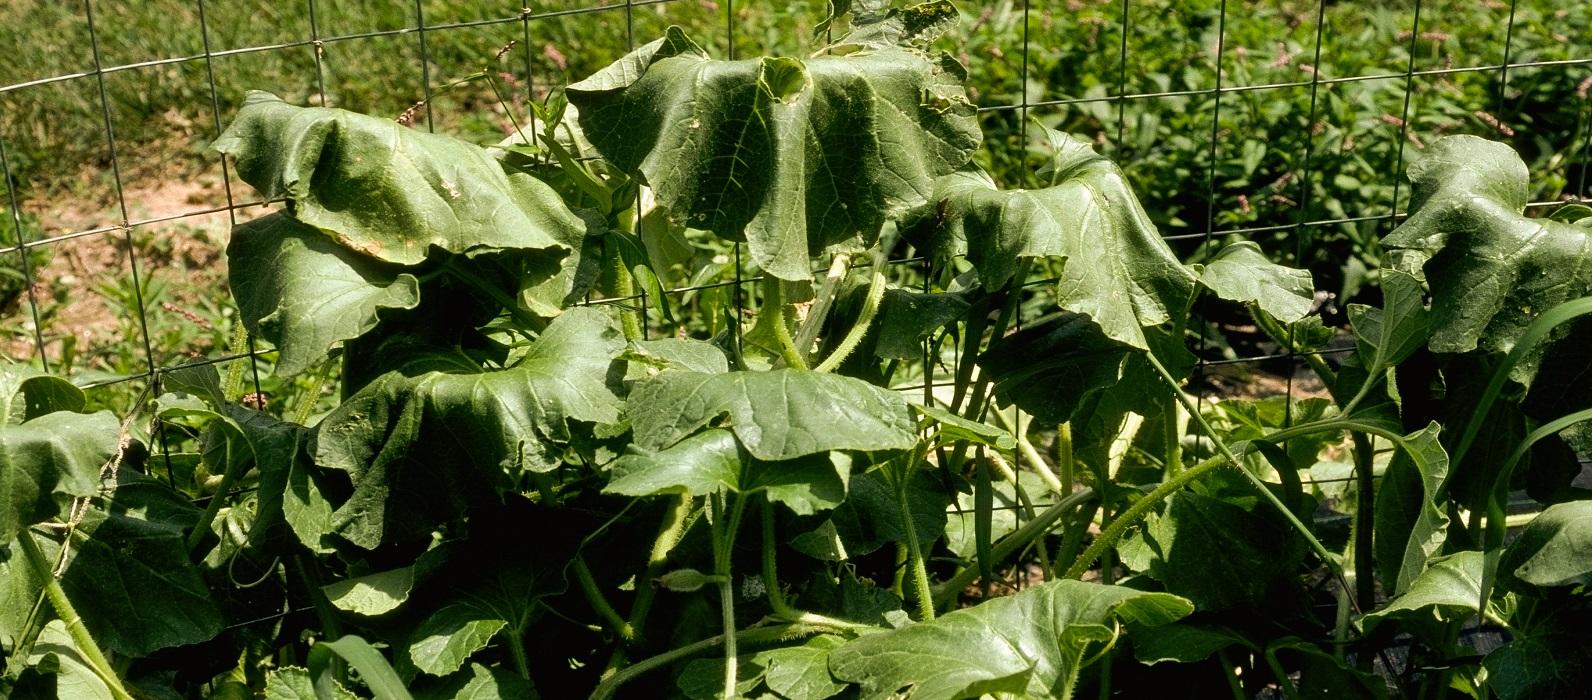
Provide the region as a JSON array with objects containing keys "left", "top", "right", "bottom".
[
  {"left": 1065, "top": 455, "right": 1226, "bottom": 579},
  {"left": 621, "top": 495, "right": 693, "bottom": 644},
  {"left": 991, "top": 408, "right": 1064, "bottom": 493},
  {"left": 974, "top": 448, "right": 994, "bottom": 599},
  {"left": 16, "top": 532, "right": 134, "bottom": 700},
  {"left": 762, "top": 277, "right": 807, "bottom": 369},
  {"left": 760, "top": 499, "right": 787, "bottom": 613},
  {"left": 1351, "top": 433, "right": 1377, "bottom": 611},
  {"left": 812, "top": 249, "right": 888, "bottom": 373},
  {"left": 712, "top": 493, "right": 747, "bottom": 700},
  {"left": 289, "top": 357, "right": 336, "bottom": 426},
  {"left": 609, "top": 245, "right": 645, "bottom": 342},
  {"left": 1163, "top": 399, "right": 1183, "bottom": 477},
  {"left": 506, "top": 627, "right": 532, "bottom": 681},
  {"left": 895, "top": 462, "right": 937, "bottom": 621},
  {"left": 187, "top": 449, "right": 250, "bottom": 557},
  {"left": 791, "top": 253, "right": 851, "bottom": 360},
  {"left": 574, "top": 557, "right": 632, "bottom": 640},
  {"left": 937, "top": 487, "right": 1096, "bottom": 605},
  {"left": 1056, "top": 422, "right": 1075, "bottom": 493},
  {"left": 588, "top": 624, "right": 825, "bottom": 700}
]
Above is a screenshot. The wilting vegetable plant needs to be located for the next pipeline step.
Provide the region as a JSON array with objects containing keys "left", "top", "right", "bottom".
[{"left": 3, "top": 2, "right": 1592, "bottom": 698}]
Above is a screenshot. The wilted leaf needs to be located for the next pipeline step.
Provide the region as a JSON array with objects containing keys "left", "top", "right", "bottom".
[
  {"left": 1383, "top": 135, "right": 1592, "bottom": 382},
  {"left": 215, "top": 91, "right": 584, "bottom": 266},
  {"left": 0, "top": 410, "right": 115, "bottom": 542},
  {"left": 1361, "top": 551, "right": 1484, "bottom": 633},
  {"left": 978, "top": 312, "right": 1133, "bottom": 424},
  {"left": 1197, "top": 240, "right": 1315, "bottom": 323},
  {"left": 568, "top": 26, "right": 979, "bottom": 280},
  {"left": 604, "top": 428, "right": 851, "bottom": 514},
  {"left": 229, "top": 212, "right": 421, "bottom": 376},
  {"left": 1373, "top": 422, "right": 1451, "bottom": 595},
  {"left": 913, "top": 129, "right": 1196, "bottom": 349}
]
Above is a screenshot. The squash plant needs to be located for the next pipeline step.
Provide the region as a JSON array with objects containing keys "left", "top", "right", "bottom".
[{"left": 3, "top": 2, "right": 1592, "bottom": 698}]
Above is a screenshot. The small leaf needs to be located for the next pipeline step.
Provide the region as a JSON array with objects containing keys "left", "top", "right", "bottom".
[
  {"left": 408, "top": 606, "right": 509, "bottom": 678},
  {"left": 323, "top": 566, "right": 418, "bottom": 617},
  {"left": 874, "top": 289, "right": 970, "bottom": 360},
  {"left": 828, "top": 579, "right": 1192, "bottom": 699},
  {"left": 263, "top": 667, "right": 358, "bottom": 700},
  {"left": 913, "top": 404, "right": 1014, "bottom": 451},
  {"left": 1346, "top": 268, "right": 1429, "bottom": 377},
  {"left": 628, "top": 368, "right": 917, "bottom": 461},
  {"left": 1198, "top": 240, "right": 1315, "bottom": 323},
  {"left": 0, "top": 364, "right": 84, "bottom": 425}
]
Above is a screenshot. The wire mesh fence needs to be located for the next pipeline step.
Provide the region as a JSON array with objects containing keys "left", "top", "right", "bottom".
[{"left": 1, "top": 0, "right": 1589, "bottom": 626}]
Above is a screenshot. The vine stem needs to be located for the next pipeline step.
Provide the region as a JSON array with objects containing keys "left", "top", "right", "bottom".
[
  {"left": 609, "top": 245, "right": 645, "bottom": 342},
  {"left": 712, "top": 493, "right": 748, "bottom": 700},
  {"left": 1142, "top": 351, "right": 1342, "bottom": 577},
  {"left": 937, "top": 487, "right": 1096, "bottom": 606},
  {"left": 186, "top": 446, "right": 250, "bottom": 556},
  {"left": 16, "top": 531, "right": 135, "bottom": 700},
  {"left": 791, "top": 253, "right": 851, "bottom": 359},
  {"left": 604, "top": 495, "right": 694, "bottom": 676},
  {"left": 1064, "top": 454, "right": 1226, "bottom": 579},
  {"left": 588, "top": 623, "right": 825, "bottom": 700}
]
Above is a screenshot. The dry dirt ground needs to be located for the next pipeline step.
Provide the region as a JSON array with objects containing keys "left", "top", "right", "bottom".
[{"left": 4, "top": 160, "right": 238, "bottom": 372}]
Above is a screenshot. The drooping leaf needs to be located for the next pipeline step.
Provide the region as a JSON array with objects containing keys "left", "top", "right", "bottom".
[
  {"left": 228, "top": 212, "right": 421, "bottom": 376},
  {"left": 977, "top": 312, "right": 1133, "bottom": 424},
  {"left": 567, "top": 26, "right": 979, "bottom": 281},
  {"left": 604, "top": 428, "right": 852, "bottom": 514},
  {"left": 0, "top": 410, "right": 116, "bottom": 542},
  {"left": 1383, "top": 135, "right": 1592, "bottom": 382},
  {"left": 314, "top": 307, "right": 624, "bottom": 548},
  {"left": 874, "top": 288, "right": 970, "bottom": 360},
  {"left": 1372, "top": 422, "right": 1451, "bottom": 595},
  {"left": 1498, "top": 500, "right": 1592, "bottom": 589},
  {"left": 1197, "top": 240, "right": 1315, "bottom": 323},
  {"left": 627, "top": 368, "right": 917, "bottom": 461},
  {"left": 214, "top": 91, "right": 584, "bottom": 266},
  {"left": 828, "top": 579, "right": 1192, "bottom": 699},
  {"left": 912, "top": 129, "right": 1196, "bottom": 349},
  {"left": 1361, "top": 551, "right": 1484, "bottom": 633},
  {"left": 0, "top": 364, "right": 84, "bottom": 425},
  {"left": 323, "top": 566, "right": 418, "bottom": 617}
]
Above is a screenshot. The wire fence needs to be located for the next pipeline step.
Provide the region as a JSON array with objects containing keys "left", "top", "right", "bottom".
[{"left": 1, "top": 0, "right": 1589, "bottom": 621}]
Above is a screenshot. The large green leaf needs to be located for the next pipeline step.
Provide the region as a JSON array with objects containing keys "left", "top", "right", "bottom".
[
  {"left": 1383, "top": 136, "right": 1592, "bottom": 380},
  {"left": 1196, "top": 241, "right": 1315, "bottom": 323},
  {"left": 828, "top": 579, "right": 1192, "bottom": 699},
  {"left": 1498, "top": 500, "right": 1592, "bottom": 589},
  {"left": 0, "top": 410, "right": 116, "bottom": 542},
  {"left": 228, "top": 212, "right": 421, "bottom": 376},
  {"left": 566, "top": 26, "right": 979, "bottom": 281},
  {"left": 1372, "top": 422, "right": 1451, "bottom": 595},
  {"left": 603, "top": 428, "right": 851, "bottom": 514},
  {"left": 214, "top": 91, "right": 585, "bottom": 266},
  {"left": 314, "top": 307, "right": 625, "bottom": 548},
  {"left": 627, "top": 368, "right": 917, "bottom": 461},
  {"left": 912, "top": 129, "right": 1196, "bottom": 349}
]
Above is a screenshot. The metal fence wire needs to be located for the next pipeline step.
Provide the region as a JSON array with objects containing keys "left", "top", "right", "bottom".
[{"left": 1, "top": 0, "right": 1590, "bottom": 631}]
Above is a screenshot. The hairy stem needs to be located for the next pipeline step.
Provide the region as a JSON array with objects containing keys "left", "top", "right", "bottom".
[
  {"left": 812, "top": 249, "right": 888, "bottom": 373},
  {"left": 896, "top": 463, "right": 937, "bottom": 621},
  {"left": 762, "top": 277, "right": 808, "bottom": 369},
  {"left": 609, "top": 245, "right": 645, "bottom": 342},
  {"left": 17, "top": 532, "right": 134, "bottom": 700},
  {"left": 574, "top": 556, "right": 632, "bottom": 641},
  {"left": 791, "top": 253, "right": 852, "bottom": 361}
]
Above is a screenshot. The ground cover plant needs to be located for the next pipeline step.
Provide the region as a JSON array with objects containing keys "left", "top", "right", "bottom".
[{"left": 3, "top": 1, "right": 1592, "bottom": 698}]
